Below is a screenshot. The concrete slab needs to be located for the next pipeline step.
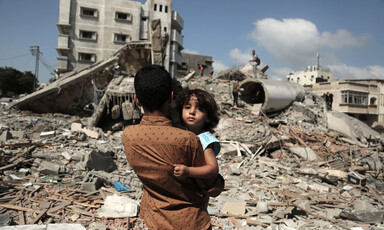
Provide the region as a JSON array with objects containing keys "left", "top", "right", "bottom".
[{"left": 0, "top": 224, "right": 86, "bottom": 230}]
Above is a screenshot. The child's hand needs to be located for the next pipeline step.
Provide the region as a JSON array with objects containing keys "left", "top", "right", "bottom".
[{"left": 173, "top": 164, "right": 189, "bottom": 179}]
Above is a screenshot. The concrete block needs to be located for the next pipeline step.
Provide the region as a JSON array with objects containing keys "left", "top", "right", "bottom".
[
  {"left": 354, "top": 199, "right": 374, "bottom": 211},
  {"left": 47, "top": 224, "right": 86, "bottom": 230},
  {"left": 289, "top": 146, "right": 318, "bottom": 161},
  {"left": 37, "top": 161, "right": 62, "bottom": 175},
  {"left": 0, "top": 226, "right": 46, "bottom": 230},
  {"left": 82, "top": 128, "right": 99, "bottom": 139},
  {"left": 81, "top": 173, "right": 103, "bottom": 192},
  {"left": 97, "top": 194, "right": 139, "bottom": 218},
  {"left": 9, "top": 130, "right": 24, "bottom": 139},
  {"left": 255, "top": 201, "right": 269, "bottom": 213},
  {"left": 71, "top": 122, "right": 83, "bottom": 132},
  {"left": 0, "top": 130, "right": 13, "bottom": 141},
  {"left": 40, "top": 131, "right": 55, "bottom": 138},
  {"left": 61, "top": 151, "right": 72, "bottom": 161},
  {"left": 221, "top": 201, "right": 246, "bottom": 215}
]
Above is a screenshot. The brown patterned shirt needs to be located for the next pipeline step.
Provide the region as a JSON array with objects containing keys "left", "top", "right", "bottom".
[{"left": 122, "top": 115, "right": 211, "bottom": 230}]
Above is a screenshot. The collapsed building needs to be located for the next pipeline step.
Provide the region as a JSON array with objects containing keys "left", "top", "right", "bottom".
[{"left": 2, "top": 38, "right": 384, "bottom": 229}]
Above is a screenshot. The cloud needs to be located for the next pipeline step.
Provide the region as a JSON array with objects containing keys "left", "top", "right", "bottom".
[
  {"left": 320, "top": 29, "right": 370, "bottom": 49},
  {"left": 269, "top": 67, "right": 293, "bottom": 80},
  {"left": 181, "top": 49, "right": 199, "bottom": 55},
  {"left": 212, "top": 60, "right": 229, "bottom": 73},
  {"left": 329, "top": 64, "right": 384, "bottom": 80},
  {"left": 250, "top": 18, "right": 370, "bottom": 68},
  {"left": 229, "top": 48, "right": 251, "bottom": 65}
]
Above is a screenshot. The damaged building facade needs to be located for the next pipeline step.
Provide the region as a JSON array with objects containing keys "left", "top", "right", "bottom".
[
  {"left": 56, "top": 0, "right": 184, "bottom": 77},
  {"left": 307, "top": 79, "right": 384, "bottom": 133},
  {"left": 178, "top": 52, "right": 214, "bottom": 77}
]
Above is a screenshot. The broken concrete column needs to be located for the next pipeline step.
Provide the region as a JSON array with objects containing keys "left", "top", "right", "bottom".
[{"left": 240, "top": 79, "right": 305, "bottom": 114}]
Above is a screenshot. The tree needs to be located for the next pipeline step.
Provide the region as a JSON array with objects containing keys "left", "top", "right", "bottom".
[{"left": 0, "top": 67, "right": 37, "bottom": 95}]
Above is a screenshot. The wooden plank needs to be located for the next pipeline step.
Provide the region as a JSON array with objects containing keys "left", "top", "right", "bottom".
[
  {"left": 28, "top": 208, "right": 48, "bottom": 224},
  {"left": 47, "top": 201, "right": 72, "bottom": 214},
  {"left": 252, "top": 184, "right": 306, "bottom": 199},
  {"left": 18, "top": 211, "right": 25, "bottom": 225},
  {"left": 0, "top": 196, "right": 22, "bottom": 213},
  {"left": 228, "top": 216, "right": 243, "bottom": 229},
  {"left": 0, "top": 204, "right": 42, "bottom": 213},
  {"left": 246, "top": 218, "right": 269, "bottom": 227},
  {"left": 69, "top": 206, "right": 94, "bottom": 217}
]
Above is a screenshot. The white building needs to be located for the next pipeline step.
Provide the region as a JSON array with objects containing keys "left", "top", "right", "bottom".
[
  {"left": 56, "top": 0, "right": 183, "bottom": 77},
  {"left": 287, "top": 65, "right": 334, "bottom": 86},
  {"left": 287, "top": 54, "right": 334, "bottom": 86}
]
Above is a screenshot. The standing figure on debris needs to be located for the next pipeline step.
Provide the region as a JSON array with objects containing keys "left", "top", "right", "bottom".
[
  {"left": 209, "top": 64, "right": 214, "bottom": 76},
  {"left": 122, "top": 65, "right": 223, "bottom": 230},
  {"left": 174, "top": 89, "right": 221, "bottom": 181},
  {"left": 232, "top": 79, "right": 240, "bottom": 107},
  {"left": 250, "top": 50, "right": 260, "bottom": 77},
  {"left": 323, "top": 93, "right": 329, "bottom": 109},
  {"left": 199, "top": 64, "right": 204, "bottom": 76},
  {"left": 327, "top": 92, "right": 333, "bottom": 110}
]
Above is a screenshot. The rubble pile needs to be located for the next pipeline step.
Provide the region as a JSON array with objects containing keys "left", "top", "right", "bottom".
[{"left": 1, "top": 73, "right": 384, "bottom": 229}]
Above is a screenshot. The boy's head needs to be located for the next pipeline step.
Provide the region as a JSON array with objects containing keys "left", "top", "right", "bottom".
[
  {"left": 134, "top": 65, "right": 173, "bottom": 112},
  {"left": 177, "top": 89, "right": 219, "bottom": 133}
]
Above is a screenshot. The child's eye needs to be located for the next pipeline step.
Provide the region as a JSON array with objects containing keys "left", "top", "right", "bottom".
[{"left": 184, "top": 105, "right": 191, "bottom": 109}]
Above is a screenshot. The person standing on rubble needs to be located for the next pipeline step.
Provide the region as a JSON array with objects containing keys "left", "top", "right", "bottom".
[
  {"left": 122, "top": 65, "right": 223, "bottom": 230},
  {"left": 327, "top": 92, "right": 333, "bottom": 110},
  {"left": 173, "top": 89, "right": 220, "bottom": 180},
  {"left": 250, "top": 50, "right": 260, "bottom": 77},
  {"left": 199, "top": 64, "right": 204, "bottom": 76},
  {"left": 209, "top": 64, "right": 214, "bottom": 76},
  {"left": 232, "top": 79, "right": 240, "bottom": 107}
]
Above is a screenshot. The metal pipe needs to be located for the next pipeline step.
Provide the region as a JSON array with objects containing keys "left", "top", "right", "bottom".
[{"left": 240, "top": 79, "right": 305, "bottom": 114}]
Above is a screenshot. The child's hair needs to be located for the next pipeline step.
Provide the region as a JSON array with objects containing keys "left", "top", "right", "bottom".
[
  {"left": 134, "top": 65, "right": 172, "bottom": 112},
  {"left": 176, "top": 89, "right": 219, "bottom": 133}
]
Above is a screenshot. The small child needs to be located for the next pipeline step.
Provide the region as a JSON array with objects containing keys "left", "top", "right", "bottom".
[{"left": 173, "top": 89, "right": 220, "bottom": 179}]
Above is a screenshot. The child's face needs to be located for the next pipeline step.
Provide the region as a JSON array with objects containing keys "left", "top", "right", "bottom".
[{"left": 182, "top": 95, "right": 208, "bottom": 133}]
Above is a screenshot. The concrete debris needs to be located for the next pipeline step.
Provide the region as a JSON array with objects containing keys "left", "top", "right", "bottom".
[
  {"left": 1, "top": 64, "right": 384, "bottom": 229},
  {"left": 97, "top": 194, "right": 139, "bottom": 218}
]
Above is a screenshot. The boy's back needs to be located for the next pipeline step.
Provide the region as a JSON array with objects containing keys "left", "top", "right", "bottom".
[{"left": 122, "top": 115, "right": 211, "bottom": 229}]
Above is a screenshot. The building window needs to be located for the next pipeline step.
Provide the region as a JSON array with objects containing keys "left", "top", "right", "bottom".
[
  {"left": 164, "top": 27, "right": 167, "bottom": 32},
  {"left": 114, "top": 33, "right": 130, "bottom": 43},
  {"left": 154, "top": 4, "right": 157, "bottom": 11},
  {"left": 79, "top": 30, "right": 97, "bottom": 40},
  {"left": 80, "top": 7, "right": 98, "bottom": 18},
  {"left": 78, "top": 52, "right": 96, "bottom": 62},
  {"left": 159, "top": 5, "right": 163, "bottom": 12},
  {"left": 115, "top": 12, "right": 131, "bottom": 22},
  {"left": 165, "top": 6, "right": 168, "bottom": 13},
  {"left": 341, "top": 91, "right": 368, "bottom": 105},
  {"left": 370, "top": 97, "right": 377, "bottom": 105}
]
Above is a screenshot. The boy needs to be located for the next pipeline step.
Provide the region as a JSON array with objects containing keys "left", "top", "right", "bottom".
[{"left": 122, "top": 65, "right": 222, "bottom": 229}]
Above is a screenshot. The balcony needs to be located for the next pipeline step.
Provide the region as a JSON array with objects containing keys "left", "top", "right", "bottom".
[
  {"left": 171, "top": 11, "right": 184, "bottom": 32},
  {"left": 171, "top": 29, "right": 183, "bottom": 48},
  {"left": 170, "top": 44, "right": 181, "bottom": 65},
  {"left": 56, "top": 34, "right": 70, "bottom": 56},
  {"left": 56, "top": 57, "right": 68, "bottom": 73},
  {"left": 57, "top": 0, "right": 71, "bottom": 34},
  {"left": 57, "top": 23, "right": 71, "bottom": 35}
]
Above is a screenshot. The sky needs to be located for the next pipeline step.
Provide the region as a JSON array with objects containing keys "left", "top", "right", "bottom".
[{"left": 0, "top": 0, "right": 383, "bottom": 83}]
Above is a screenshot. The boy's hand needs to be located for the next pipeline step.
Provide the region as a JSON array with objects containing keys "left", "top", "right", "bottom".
[{"left": 173, "top": 164, "right": 189, "bottom": 179}]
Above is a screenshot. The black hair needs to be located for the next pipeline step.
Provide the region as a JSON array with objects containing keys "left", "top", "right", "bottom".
[
  {"left": 134, "top": 65, "right": 173, "bottom": 112},
  {"left": 176, "top": 89, "right": 219, "bottom": 133}
]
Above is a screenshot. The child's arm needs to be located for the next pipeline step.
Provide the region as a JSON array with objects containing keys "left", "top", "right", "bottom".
[{"left": 174, "top": 145, "right": 218, "bottom": 179}]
